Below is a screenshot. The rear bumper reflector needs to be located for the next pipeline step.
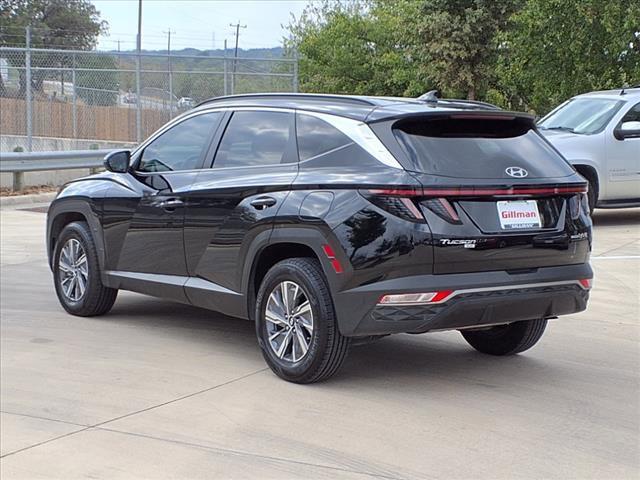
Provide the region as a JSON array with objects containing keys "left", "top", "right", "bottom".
[
  {"left": 377, "top": 279, "right": 591, "bottom": 306},
  {"left": 578, "top": 278, "right": 593, "bottom": 289}
]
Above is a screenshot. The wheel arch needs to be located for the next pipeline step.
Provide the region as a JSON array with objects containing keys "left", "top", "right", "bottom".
[
  {"left": 247, "top": 242, "right": 320, "bottom": 322},
  {"left": 572, "top": 163, "right": 601, "bottom": 201},
  {"left": 47, "top": 199, "right": 106, "bottom": 272},
  {"left": 244, "top": 225, "right": 345, "bottom": 322}
]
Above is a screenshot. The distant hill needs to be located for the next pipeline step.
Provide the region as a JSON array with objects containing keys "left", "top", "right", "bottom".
[
  {"left": 113, "top": 46, "right": 286, "bottom": 59},
  {"left": 107, "top": 46, "right": 294, "bottom": 102}
]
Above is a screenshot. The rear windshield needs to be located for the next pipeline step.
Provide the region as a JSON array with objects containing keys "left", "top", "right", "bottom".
[{"left": 393, "top": 117, "right": 574, "bottom": 179}]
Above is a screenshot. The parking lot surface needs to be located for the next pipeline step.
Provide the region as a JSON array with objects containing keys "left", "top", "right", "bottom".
[{"left": 1, "top": 205, "right": 638, "bottom": 479}]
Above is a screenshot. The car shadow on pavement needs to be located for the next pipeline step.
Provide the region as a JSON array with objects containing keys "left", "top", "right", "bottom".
[
  {"left": 591, "top": 208, "right": 640, "bottom": 226},
  {"left": 335, "top": 333, "right": 550, "bottom": 386},
  {"left": 105, "top": 293, "right": 554, "bottom": 387},
  {"left": 106, "top": 294, "right": 259, "bottom": 349}
]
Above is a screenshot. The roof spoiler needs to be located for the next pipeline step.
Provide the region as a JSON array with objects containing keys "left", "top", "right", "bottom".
[{"left": 416, "top": 90, "right": 501, "bottom": 110}]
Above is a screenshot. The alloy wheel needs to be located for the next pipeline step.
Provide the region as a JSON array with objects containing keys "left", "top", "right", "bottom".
[
  {"left": 58, "top": 238, "right": 88, "bottom": 302},
  {"left": 265, "top": 280, "right": 314, "bottom": 363}
]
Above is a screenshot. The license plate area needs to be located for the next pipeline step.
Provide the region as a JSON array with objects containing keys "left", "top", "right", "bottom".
[{"left": 497, "top": 200, "right": 541, "bottom": 230}]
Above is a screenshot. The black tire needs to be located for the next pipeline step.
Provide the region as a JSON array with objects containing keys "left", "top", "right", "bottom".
[
  {"left": 53, "top": 221, "right": 117, "bottom": 316},
  {"left": 461, "top": 319, "right": 547, "bottom": 356},
  {"left": 255, "top": 258, "right": 350, "bottom": 384}
]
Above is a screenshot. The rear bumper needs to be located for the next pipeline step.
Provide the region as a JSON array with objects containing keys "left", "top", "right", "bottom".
[{"left": 333, "top": 263, "right": 592, "bottom": 336}]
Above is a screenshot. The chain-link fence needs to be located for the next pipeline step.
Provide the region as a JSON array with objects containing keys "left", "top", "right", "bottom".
[{"left": 0, "top": 37, "right": 298, "bottom": 152}]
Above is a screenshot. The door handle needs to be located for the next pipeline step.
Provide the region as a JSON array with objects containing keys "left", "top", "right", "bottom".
[
  {"left": 250, "top": 196, "right": 277, "bottom": 210},
  {"left": 159, "top": 198, "right": 184, "bottom": 211}
]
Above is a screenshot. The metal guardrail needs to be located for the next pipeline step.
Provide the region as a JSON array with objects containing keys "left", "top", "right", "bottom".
[
  {"left": 0, "top": 149, "right": 112, "bottom": 173},
  {"left": 0, "top": 149, "right": 113, "bottom": 191}
]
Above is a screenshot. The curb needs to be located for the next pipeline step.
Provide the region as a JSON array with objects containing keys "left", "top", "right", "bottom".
[{"left": 0, "top": 192, "right": 57, "bottom": 207}]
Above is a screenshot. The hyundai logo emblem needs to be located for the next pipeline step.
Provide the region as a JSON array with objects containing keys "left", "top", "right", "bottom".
[{"left": 505, "top": 166, "right": 529, "bottom": 178}]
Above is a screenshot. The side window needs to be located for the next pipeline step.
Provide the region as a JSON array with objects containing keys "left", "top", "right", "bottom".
[
  {"left": 296, "top": 114, "right": 353, "bottom": 161},
  {"left": 621, "top": 102, "right": 640, "bottom": 122},
  {"left": 213, "top": 111, "right": 293, "bottom": 168},
  {"left": 138, "top": 112, "right": 221, "bottom": 172}
]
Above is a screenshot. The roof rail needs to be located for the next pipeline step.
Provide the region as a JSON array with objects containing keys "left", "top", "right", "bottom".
[{"left": 196, "top": 93, "right": 378, "bottom": 108}]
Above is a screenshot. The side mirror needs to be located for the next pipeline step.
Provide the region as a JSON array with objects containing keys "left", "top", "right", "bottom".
[
  {"left": 104, "top": 150, "right": 131, "bottom": 173},
  {"left": 614, "top": 121, "right": 640, "bottom": 140}
]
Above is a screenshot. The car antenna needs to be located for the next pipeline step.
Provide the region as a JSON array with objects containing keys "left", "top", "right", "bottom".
[
  {"left": 621, "top": 83, "right": 628, "bottom": 95},
  {"left": 417, "top": 89, "right": 441, "bottom": 103}
]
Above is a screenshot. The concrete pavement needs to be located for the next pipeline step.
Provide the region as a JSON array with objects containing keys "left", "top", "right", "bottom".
[{"left": 1, "top": 206, "right": 638, "bottom": 479}]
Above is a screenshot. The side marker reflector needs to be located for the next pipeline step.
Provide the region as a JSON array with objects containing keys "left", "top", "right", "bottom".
[{"left": 322, "top": 244, "right": 343, "bottom": 274}]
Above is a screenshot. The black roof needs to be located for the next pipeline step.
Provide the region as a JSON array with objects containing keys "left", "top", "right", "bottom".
[{"left": 195, "top": 93, "right": 503, "bottom": 122}]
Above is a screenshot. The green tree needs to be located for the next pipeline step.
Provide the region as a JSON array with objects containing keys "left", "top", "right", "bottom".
[
  {"left": 0, "top": 0, "right": 107, "bottom": 96},
  {"left": 411, "top": 0, "right": 521, "bottom": 100},
  {"left": 497, "top": 0, "right": 640, "bottom": 114},
  {"left": 287, "top": 0, "right": 520, "bottom": 99},
  {"left": 285, "top": 0, "right": 424, "bottom": 96}
]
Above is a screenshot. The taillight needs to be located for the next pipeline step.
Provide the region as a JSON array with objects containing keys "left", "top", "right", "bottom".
[
  {"left": 580, "top": 193, "right": 590, "bottom": 216},
  {"left": 362, "top": 192, "right": 425, "bottom": 222},
  {"left": 367, "top": 185, "right": 588, "bottom": 197},
  {"left": 569, "top": 195, "right": 580, "bottom": 219},
  {"left": 569, "top": 193, "right": 590, "bottom": 219},
  {"left": 421, "top": 198, "right": 461, "bottom": 224},
  {"left": 362, "top": 184, "right": 587, "bottom": 223}
]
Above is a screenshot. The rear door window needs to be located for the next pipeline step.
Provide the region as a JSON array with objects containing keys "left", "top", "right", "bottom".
[
  {"left": 393, "top": 116, "right": 575, "bottom": 179},
  {"left": 212, "top": 111, "right": 294, "bottom": 168}
]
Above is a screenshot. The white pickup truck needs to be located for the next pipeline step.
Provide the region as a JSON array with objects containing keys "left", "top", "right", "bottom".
[{"left": 539, "top": 87, "right": 640, "bottom": 211}]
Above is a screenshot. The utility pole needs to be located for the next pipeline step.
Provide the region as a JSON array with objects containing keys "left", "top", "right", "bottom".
[
  {"left": 223, "top": 39, "right": 228, "bottom": 96},
  {"left": 229, "top": 21, "right": 246, "bottom": 95},
  {"left": 163, "top": 28, "right": 175, "bottom": 115},
  {"left": 135, "top": 0, "right": 142, "bottom": 143}
]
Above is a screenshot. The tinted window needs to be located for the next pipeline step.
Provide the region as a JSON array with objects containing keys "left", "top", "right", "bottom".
[
  {"left": 538, "top": 98, "right": 624, "bottom": 134},
  {"left": 621, "top": 102, "right": 640, "bottom": 122},
  {"left": 138, "top": 112, "right": 221, "bottom": 172},
  {"left": 297, "top": 114, "right": 352, "bottom": 161},
  {"left": 213, "top": 111, "right": 293, "bottom": 168},
  {"left": 394, "top": 117, "right": 574, "bottom": 179}
]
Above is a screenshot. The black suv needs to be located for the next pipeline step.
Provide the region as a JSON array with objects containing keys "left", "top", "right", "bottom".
[{"left": 47, "top": 93, "right": 593, "bottom": 383}]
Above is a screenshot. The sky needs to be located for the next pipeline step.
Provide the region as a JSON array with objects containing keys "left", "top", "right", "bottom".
[{"left": 92, "top": 0, "right": 310, "bottom": 51}]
